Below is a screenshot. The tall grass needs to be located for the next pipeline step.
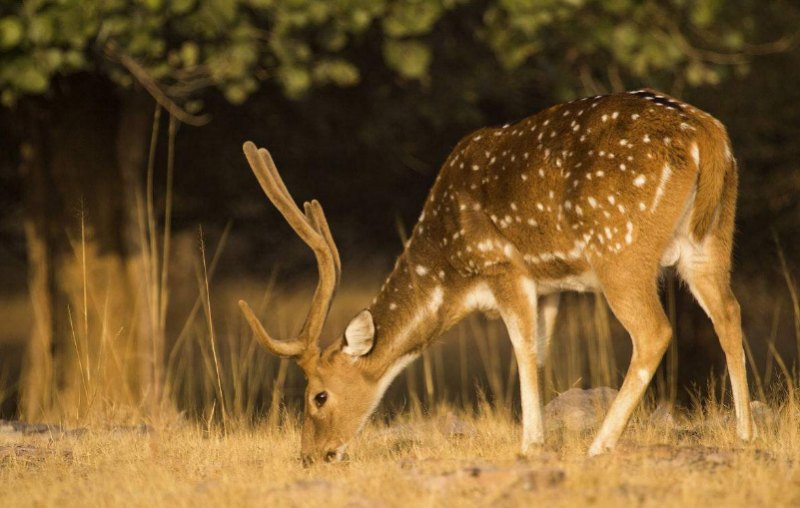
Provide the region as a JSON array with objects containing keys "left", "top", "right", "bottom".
[
  {"left": 14, "top": 110, "right": 800, "bottom": 430},
  {"left": 29, "top": 242, "right": 799, "bottom": 428}
]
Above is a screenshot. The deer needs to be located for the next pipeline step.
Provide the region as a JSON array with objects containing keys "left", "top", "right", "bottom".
[{"left": 239, "top": 88, "right": 754, "bottom": 464}]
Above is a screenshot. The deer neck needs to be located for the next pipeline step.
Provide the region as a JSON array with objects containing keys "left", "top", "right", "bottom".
[{"left": 364, "top": 236, "right": 466, "bottom": 377}]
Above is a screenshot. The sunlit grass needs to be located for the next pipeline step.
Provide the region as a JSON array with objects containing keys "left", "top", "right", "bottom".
[
  {"left": 4, "top": 110, "right": 800, "bottom": 507},
  {"left": 1, "top": 389, "right": 799, "bottom": 508}
]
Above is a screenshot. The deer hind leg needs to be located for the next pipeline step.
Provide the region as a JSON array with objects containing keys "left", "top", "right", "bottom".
[
  {"left": 536, "top": 294, "right": 561, "bottom": 368},
  {"left": 588, "top": 280, "right": 672, "bottom": 456},
  {"left": 678, "top": 246, "right": 754, "bottom": 441},
  {"left": 489, "top": 275, "right": 544, "bottom": 455}
]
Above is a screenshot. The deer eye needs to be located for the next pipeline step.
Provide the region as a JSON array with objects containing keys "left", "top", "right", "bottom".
[{"left": 314, "top": 391, "right": 328, "bottom": 408}]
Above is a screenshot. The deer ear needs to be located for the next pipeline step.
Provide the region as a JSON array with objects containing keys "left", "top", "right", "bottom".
[{"left": 343, "top": 309, "right": 375, "bottom": 357}]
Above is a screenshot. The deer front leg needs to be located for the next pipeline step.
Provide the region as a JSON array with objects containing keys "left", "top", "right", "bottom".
[{"left": 490, "top": 275, "right": 544, "bottom": 455}]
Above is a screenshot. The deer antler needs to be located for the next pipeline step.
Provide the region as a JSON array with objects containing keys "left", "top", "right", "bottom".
[{"left": 239, "top": 141, "right": 341, "bottom": 363}]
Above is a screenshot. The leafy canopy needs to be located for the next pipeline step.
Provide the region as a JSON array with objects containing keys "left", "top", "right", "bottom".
[{"left": 0, "top": 0, "right": 754, "bottom": 107}]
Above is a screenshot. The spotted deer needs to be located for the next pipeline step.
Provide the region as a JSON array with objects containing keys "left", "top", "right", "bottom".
[{"left": 239, "top": 89, "right": 753, "bottom": 463}]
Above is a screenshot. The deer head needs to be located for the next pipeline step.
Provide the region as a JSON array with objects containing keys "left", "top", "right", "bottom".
[{"left": 239, "top": 142, "right": 382, "bottom": 465}]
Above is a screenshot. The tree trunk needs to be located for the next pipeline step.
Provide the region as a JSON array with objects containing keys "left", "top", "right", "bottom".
[{"left": 18, "top": 75, "right": 157, "bottom": 421}]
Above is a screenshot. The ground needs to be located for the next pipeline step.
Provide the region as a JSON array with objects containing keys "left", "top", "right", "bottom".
[{"left": 2, "top": 395, "right": 799, "bottom": 508}]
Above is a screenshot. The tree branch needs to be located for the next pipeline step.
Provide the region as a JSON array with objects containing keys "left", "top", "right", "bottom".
[{"left": 104, "top": 41, "right": 211, "bottom": 127}]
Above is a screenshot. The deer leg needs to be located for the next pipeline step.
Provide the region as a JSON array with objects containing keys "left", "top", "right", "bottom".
[
  {"left": 491, "top": 275, "right": 544, "bottom": 455},
  {"left": 679, "top": 259, "right": 754, "bottom": 440},
  {"left": 536, "top": 293, "right": 561, "bottom": 368},
  {"left": 588, "top": 282, "right": 672, "bottom": 456}
]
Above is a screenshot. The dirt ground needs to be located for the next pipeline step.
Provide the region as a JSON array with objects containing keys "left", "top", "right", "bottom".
[{"left": 1, "top": 396, "right": 798, "bottom": 508}]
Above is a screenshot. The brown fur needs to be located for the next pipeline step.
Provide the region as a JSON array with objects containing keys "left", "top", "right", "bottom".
[
  {"left": 691, "top": 122, "right": 733, "bottom": 240},
  {"left": 240, "top": 89, "right": 752, "bottom": 462}
]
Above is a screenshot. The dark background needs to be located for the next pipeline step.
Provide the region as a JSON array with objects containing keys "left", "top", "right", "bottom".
[{"left": 0, "top": 0, "right": 798, "bottom": 420}]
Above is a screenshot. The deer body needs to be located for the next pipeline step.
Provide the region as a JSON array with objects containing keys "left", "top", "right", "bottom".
[{"left": 240, "top": 89, "right": 753, "bottom": 462}]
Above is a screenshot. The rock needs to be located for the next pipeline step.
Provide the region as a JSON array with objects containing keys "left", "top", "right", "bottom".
[
  {"left": 277, "top": 479, "right": 390, "bottom": 508},
  {"left": 614, "top": 443, "right": 774, "bottom": 470},
  {"left": 371, "top": 424, "right": 423, "bottom": 446},
  {"left": 0, "top": 420, "right": 86, "bottom": 438},
  {"left": 649, "top": 404, "right": 675, "bottom": 428},
  {"left": 545, "top": 387, "right": 618, "bottom": 432},
  {"left": 109, "top": 423, "right": 154, "bottom": 435},
  {"left": 750, "top": 401, "right": 777, "bottom": 428},
  {"left": 343, "top": 495, "right": 392, "bottom": 508},
  {"left": 647, "top": 403, "right": 691, "bottom": 431},
  {"left": 0, "top": 420, "right": 153, "bottom": 441},
  {"left": 0, "top": 420, "right": 64, "bottom": 435},
  {"left": 0, "top": 444, "right": 73, "bottom": 462},
  {"left": 436, "top": 412, "right": 477, "bottom": 438},
  {"left": 281, "top": 479, "right": 336, "bottom": 492},
  {"left": 193, "top": 479, "right": 222, "bottom": 493},
  {"left": 693, "top": 400, "right": 777, "bottom": 434},
  {"left": 414, "top": 464, "right": 565, "bottom": 492}
]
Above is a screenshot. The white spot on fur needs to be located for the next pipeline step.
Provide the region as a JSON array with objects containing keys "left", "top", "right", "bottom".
[
  {"left": 691, "top": 142, "right": 700, "bottom": 168},
  {"left": 650, "top": 163, "right": 672, "bottom": 212},
  {"left": 429, "top": 286, "right": 444, "bottom": 312}
]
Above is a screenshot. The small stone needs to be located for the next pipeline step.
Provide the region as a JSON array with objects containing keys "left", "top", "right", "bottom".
[
  {"left": 436, "top": 412, "right": 477, "bottom": 438},
  {"left": 414, "top": 464, "right": 565, "bottom": 492},
  {"left": 750, "top": 401, "right": 776, "bottom": 428},
  {"left": 110, "top": 423, "right": 153, "bottom": 435},
  {"left": 545, "top": 387, "right": 618, "bottom": 432},
  {"left": 0, "top": 444, "right": 72, "bottom": 462},
  {"left": 649, "top": 403, "right": 676, "bottom": 429}
]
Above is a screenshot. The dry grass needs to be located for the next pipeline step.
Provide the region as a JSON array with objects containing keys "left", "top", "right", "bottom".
[
  {"left": 4, "top": 207, "right": 800, "bottom": 508},
  {"left": 1, "top": 393, "right": 799, "bottom": 508},
  {"left": 4, "top": 112, "right": 800, "bottom": 507}
]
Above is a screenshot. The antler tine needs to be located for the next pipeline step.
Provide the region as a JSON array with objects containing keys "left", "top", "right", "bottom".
[
  {"left": 243, "top": 143, "right": 321, "bottom": 249},
  {"left": 304, "top": 200, "right": 342, "bottom": 287},
  {"left": 238, "top": 300, "right": 306, "bottom": 358},
  {"left": 258, "top": 145, "right": 301, "bottom": 215},
  {"left": 293, "top": 201, "right": 343, "bottom": 342},
  {"left": 241, "top": 141, "right": 339, "bottom": 360}
]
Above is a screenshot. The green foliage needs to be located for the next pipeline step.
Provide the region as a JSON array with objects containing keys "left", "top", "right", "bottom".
[
  {"left": 384, "top": 39, "right": 432, "bottom": 80},
  {"left": 383, "top": 0, "right": 444, "bottom": 37},
  {"left": 0, "top": 0, "right": 764, "bottom": 107},
  {"left": 482, "top": 0, "right": 754, "bottom": 96}
]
